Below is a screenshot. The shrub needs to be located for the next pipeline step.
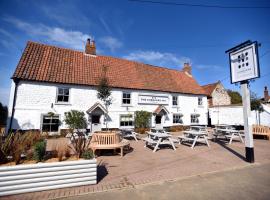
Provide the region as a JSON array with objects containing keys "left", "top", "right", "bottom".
[
  {"left": 34, "top": 140, "right": 46, "bottom": 162},
  {"left": 135, "top": 111, "right": 151, "bottom": 128},
  {"left": 64, "top": 110, "right": 89, "bottom": 158},
  {"left": 81, "top": 149, "right": 94, "bottom": 159}
]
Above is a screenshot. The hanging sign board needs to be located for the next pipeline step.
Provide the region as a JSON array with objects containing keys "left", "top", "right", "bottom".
[
  {"left": 227, "top": 41, "right": 260, "bottom": 83},
  {"left": 138, "top": 95, "right": 169, "bottom": 105}
]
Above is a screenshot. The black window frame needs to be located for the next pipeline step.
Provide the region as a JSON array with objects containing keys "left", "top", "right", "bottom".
[
  {"left": 42, "top": 115, "right": 60, "bottom": 132},
  {"left": 172, "top": 96, "right": 178, "bottom": 106},
  {"left": 57, "top": 87, "right": 70, "bottom": 103},
  {"left": 191, "top": 114, "right": 199, "bottom": 124},
  {"left": 119, "top": 115, "right": 134, "bottom": 127},
  {"left": 122, "top": 92, "right": 131, "bottom": 105},
  {"left": 198, "top": 97, "right": 203, "bottom": 106},
  {"left": 173, "top": 114, "right": 183, "bottom": 124}
]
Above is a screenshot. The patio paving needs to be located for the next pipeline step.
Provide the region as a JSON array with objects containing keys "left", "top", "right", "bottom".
[{"left": 1, "top": 134, "right": 270, "bottom": 200}]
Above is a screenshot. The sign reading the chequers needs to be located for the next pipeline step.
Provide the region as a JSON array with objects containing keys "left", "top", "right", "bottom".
[
  {"left": 138, "top": 95, "right": 169, "bottom": 105},
  {"left": 228, "top": 42, "right": 260, "bottom": 83}
]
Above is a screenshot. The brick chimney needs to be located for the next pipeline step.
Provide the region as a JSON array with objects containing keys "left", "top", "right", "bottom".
[
  {"left": 182, "top": 63, "right": 192, "bottom": 76},
  {"left": 264, "top": 86, "right": 269, "bottom": 101},
  {"left": 85, "top": 38, "right": 96, "bottom": 55}
]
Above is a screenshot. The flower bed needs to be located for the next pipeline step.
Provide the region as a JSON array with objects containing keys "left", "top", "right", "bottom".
[{"left": 0, "top": 159, "right": 97, "bottom": 196}]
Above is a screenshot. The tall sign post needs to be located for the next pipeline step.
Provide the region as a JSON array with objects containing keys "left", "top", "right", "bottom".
[{"left": 226, "top": 40, "right": 260, "bottom": 163}]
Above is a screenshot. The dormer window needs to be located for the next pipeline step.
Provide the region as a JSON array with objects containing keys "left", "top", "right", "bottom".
[{"left": 57, "top": 88, "right": 69, "bottom": 103}]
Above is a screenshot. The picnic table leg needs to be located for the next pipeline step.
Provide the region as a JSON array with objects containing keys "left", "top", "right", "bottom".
[
  {"left": 153, "top": 138, "right": 162, "bottom": 152},
  {"left": 169, "top": 138, "right": 176, "bottom": 150},
  {"left": 203, "top": 135, "right": 210, "bottom": 147},
  {"left": 229, "top": 133, "right": 234, "bottom": 144},
  {"left": 191, "top": 136, "right": 198, "bottom": 149},
  {"left": 239, "top": 133, "right": 244, "bottom": 143},
  {"left": 133, "top": 133, "right": 138, "bottom": 141}
]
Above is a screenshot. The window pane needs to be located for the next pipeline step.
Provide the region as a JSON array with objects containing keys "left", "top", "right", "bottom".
[
  {"left": 63, "top": 96, "right": 69, "bottom": 102},
  {"left": 64, "top": 89, "right": 69, "bottom": 95},
  {"left": 58, "top": 88, "right": 63, "bottom": 95},
  {"left": 126, "top": 99, "right": 130, "bottom": 104},
  {"left": 126, "top": 93, "right": 130, "bottom": 98},
  {"left": 57, "top": 95, "right": 64, "bottom": 102}
]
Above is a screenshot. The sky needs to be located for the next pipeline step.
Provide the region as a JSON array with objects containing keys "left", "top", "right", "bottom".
[{"left": 0, "top": 0, "right": 270, "bottom": 106}]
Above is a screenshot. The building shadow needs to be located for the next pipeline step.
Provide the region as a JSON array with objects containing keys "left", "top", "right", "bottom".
[{"left": 214, "top": 139, "right": 246, "bottom": 161}]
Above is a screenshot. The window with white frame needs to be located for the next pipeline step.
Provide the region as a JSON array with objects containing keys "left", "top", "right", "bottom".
[
  {"left": 57, "top": 88, "right": 69, "bottom": 103},
  {"left": 198, "top": 97, "right": 203, "bottom": 106},
  {"left": 120, "top": 115, "right": 133, "bottom": 127},
  {"left": 172, "top": 96, "right": 178, "bottom": 106},
  {"left": 173, "top": 114, "right": 183, "bottom": 124},
  {"left": 42, "top": 115, "right": 60, "bottom": 132},
  {"left": 191, "top": 114, "right": 199, "bottom": 124},
  {"left": 122, "top": 92, "right": 131, "bottom": 105}
]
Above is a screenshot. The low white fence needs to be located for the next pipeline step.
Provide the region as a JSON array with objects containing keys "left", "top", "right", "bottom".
[{"left": 0, "top": 159, "right": 97, "bottom": 196}]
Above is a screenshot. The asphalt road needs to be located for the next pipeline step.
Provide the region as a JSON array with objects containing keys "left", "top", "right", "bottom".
[{"left": 59, "top": 162, "right": 270, "bottom": 200}]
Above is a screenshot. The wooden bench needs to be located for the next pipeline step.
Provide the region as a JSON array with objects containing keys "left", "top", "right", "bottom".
[
  {"left": 89, "top": 132, "right": 130, "bottom": 157},
  {"left": 253, "top": 125, "right": 270, "bottom": 140}
]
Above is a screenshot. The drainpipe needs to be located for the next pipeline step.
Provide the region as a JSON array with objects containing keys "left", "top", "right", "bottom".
[{"left": 8, "top": 78, "right": 19, "bottom": 133}]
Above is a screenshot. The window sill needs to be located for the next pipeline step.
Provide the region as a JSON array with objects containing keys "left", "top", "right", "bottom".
[
  {"left": 198, "top": 105, "right": 204, "bottom": 108},
  {"left": 55, "top": 102, "right": 72, "bottom": 105},
  {"left": 121, "top": 104, "right": 133, "bottom": 107}
]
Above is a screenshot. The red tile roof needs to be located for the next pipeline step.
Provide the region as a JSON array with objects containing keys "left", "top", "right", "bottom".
[
  {"left": 13, "top": 41, "right": 207, "bottom": 95},
  {"left": 202, "top": 82, "right": 219, "bottom": 96}
]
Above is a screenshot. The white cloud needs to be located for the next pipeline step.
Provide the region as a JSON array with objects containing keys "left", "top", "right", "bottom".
[
  {"left": 4, "top": 17, "right": 92, "bottom": 50},
  {"left": 123, "top": 50, "right": 191, "bottom": 68},
  {"left": 99, "top": 36, "right": 123, "bottom": 52}
]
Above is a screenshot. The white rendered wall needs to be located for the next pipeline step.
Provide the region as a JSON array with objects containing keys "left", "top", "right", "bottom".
[
  {"left": 209, "top": 106, "right": 244, "bottom": 125},
  {"left": 209, "top": 105, "right": 270, "bottom": 127},
  {"left": 8, "top": 81, "right": 208, "bottom": 131}
]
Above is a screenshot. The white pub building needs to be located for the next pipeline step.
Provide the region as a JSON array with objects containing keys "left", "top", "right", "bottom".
[{"left": 7, "top": 39, "right": 208, "bottom": 133}]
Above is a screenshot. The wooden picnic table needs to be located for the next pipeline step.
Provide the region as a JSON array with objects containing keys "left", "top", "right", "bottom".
[
  {"left": 178, "top": 130, "right": 210, "bottom": 149},
  {"left": 213, "top": 128, "right": 244, "bottom": 144},
  {"left": 143, "top": 132, "right": 176, "bottom": 152}
]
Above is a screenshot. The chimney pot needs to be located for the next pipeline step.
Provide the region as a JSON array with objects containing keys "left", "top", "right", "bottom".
[
  {"left": 183, "top": 62, "right": 192, "bottom": 76},
  {"left": 264, "top": 86, "right": 269, "bottom": 101},
  {"left": 85, "top": 38, "right": 96, "bottom": 55}
]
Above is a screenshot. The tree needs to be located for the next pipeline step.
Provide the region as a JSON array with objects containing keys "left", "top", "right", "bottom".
[
  {"left": 0, "top": 102, "right": 8, "bottom": 125},
  {"left": 227, "top": 90, "right": 242, "bottom": 104},
  {"left": 134, "top": 111, "right": 151, "bottom": 128},
  {"left": 251, "top": 92, "right": 263, "bottom": 112},
  {"left": 250, "top": 92, "right": 264, "bottom": 125},
  {"left": 97, "top": 65, "right": 112, "bottom": 129},
  {"left": 64, "top": 110, "right": 88, "bottom": 158}
]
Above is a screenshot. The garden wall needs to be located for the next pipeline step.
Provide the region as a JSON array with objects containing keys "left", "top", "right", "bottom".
[{"left": 0, "top": 159, "right": 96, "bottom": 196}]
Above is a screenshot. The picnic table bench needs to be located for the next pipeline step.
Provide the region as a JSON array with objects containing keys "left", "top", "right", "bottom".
[
  {"left": 213, "top": 128, "right": 244, "bottom": 144},
  {"left": 143, "top": 132, "right": 176, "bottom": 152}
]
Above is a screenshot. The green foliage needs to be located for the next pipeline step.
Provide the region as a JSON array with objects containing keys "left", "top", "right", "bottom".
[
  {"left": 64, "top": 110, "right": 87, "bottom": 130},
  {"left": 227, "top": 90, "right": 242, "bottom": 104},
  {"left": 251, "top": 92, "right": 264, "bottom": 112},
  {"left": 81, "top": 149, "right": 94, "bottom": 159},
  {"left": 97, "top": 77, "right": 112, "bottom": 103},
  {"left": 134, "top": 111, "right": 151, "bottom": 128},
  {"left": 34, "top": 140, "right": 46, "bottom": 162},
  {"left": 0, "top": 102, "right": 8, "bottom": 125}
]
